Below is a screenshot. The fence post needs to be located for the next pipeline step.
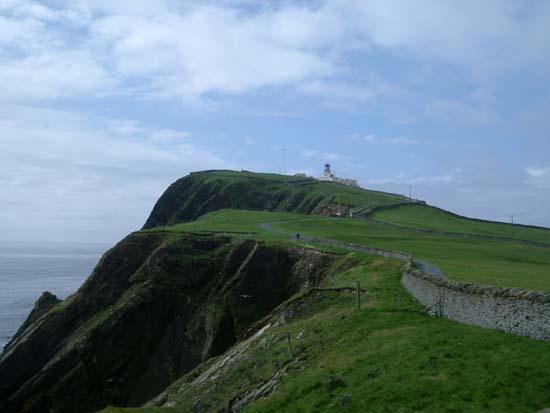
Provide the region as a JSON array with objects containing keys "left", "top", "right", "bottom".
[
  {"left": 396, "top": 292, "right": 401, "bottom": 312},
  {"left": 356, "top": 281, "right": 361, "bottom": 310}
]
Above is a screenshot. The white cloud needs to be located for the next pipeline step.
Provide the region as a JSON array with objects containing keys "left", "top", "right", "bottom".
[
  {"left": 0, "top": 50, "right": 111, "bottom": 102},
  {"left": 348, "top": 0, "right": 550, "bottom": 78},
  {"left": 150, "top": 129, "right": 191, "bottom": 144},
  {"left": 2, "top": 1, "right": 548, "bottom": 105},
  {"left": 0, "top": 105, "right": 232, "bottom": 242},
  {"left": 367, "top": 168, "right": 462, "bottom": 185},
  {"left": 427, "top": 98, "right": 498, "bottom": 127},
  {"left": 301, "top": 148, "right": 342, "bottom": 161},
  {"left": 525, "top": 166, "right": 550, "bottom": 190},
  {"left": 526, "top": 166, "right": 549, "bottom": 178},
  {"left": 299, "top": 81, "right": 388, "bottom": 104},
  {"left": 350, "top": 133, "right": 417, "bottom": 145}
]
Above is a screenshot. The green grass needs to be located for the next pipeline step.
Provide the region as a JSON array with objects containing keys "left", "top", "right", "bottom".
[
  {"left": 371, "top": 204, "right": 550, "bottom": 244},
  {"left": 248, "top": 264, "right": 550, "bottom": 413},
  {"left": 141, "top": 253, "right": 550, "bottom": 413},
  {"left": 274, "top": 216, "right": 550, "bottom": 292},
  {"left": 145, "top": 209, "right": 306, "bottom": 239},
  {"left": 147, "top": 209, "right": 550, "bottom": 292},
  {"left": 190, "top": 170, "right": 408, "bottom": 211},
  {"left": 247, "top": 258, "right": 550, "bottom": 413}
]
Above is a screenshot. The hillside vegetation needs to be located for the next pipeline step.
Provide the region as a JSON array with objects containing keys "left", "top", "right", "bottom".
[
  {"left": 147, "top": 209, "right": 550, "bottom": 292},
  {"left": 3, "top": 170, "right": 549, "bottom": 413},
  {"left": 99, "top": 252, "right": 550, "bottom": 413},
  {"left": 370, "top": 204, "right": 550, "bottom": 244},
  {"left": 143, "top": 170, "right": 407, "bottom": 229},
  {"left": 0, "top": 231, "right": 338, "bottom": 413}
]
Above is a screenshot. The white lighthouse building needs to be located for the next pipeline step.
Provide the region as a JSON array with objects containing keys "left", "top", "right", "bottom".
[{"left": 319, "top": 163, "right": 359, "bottom": 187}]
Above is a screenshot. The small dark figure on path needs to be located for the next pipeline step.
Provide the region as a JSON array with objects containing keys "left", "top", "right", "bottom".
[{"left": 296, "top": 233, "right": 301, "bottom": 242}]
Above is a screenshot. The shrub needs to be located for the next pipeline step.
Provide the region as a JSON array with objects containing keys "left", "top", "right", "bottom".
[{"left": 326, "top": 373, "right": 346, "bottom": 391}]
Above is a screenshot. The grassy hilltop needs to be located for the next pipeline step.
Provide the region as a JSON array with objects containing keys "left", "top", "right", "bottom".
[
  {"left": 142, "top": 170, "right": 408, "bottom": 229},
  {"left": 3, "top": 170, "right": 549, "bottom": 413}
]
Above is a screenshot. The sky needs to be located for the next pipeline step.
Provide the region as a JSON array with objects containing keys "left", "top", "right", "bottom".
[{"left": 1, "top": 0, "right": 549, "bottom": 243}]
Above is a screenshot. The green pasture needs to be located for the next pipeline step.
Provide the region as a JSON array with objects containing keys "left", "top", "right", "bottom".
[
  {"left": 371, "top": 204, "right": 550, "bottom": 244},
  {"left": 274, "top": 216, "right": 550, "bottom": 292}
]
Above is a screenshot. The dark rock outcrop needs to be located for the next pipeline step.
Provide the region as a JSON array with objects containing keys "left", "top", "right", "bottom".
[
  {"left": 0, "top": 232, "right": 336, "bottom": 413},
  {"left": 4, "top": 291, "right": 61, "bottom": 351}
]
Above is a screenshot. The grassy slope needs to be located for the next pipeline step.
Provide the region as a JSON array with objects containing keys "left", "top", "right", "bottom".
[
  {"left": 193, "top": 170, "right": 408, "bottom": 210},
  {"left": 275, "top": 217, "right": 550, "bottom": 292},
  {"left": 146, "top": 210, "right": 550, "bottom": 292},
  {"left": 98, "top": 253, "right": 550, "bottom": 413},
  {"left": 371, "top": 204, "right": 550, "bottom": 244}
]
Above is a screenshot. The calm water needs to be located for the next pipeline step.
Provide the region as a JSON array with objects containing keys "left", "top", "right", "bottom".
[{"left": 0, "top": 241, "right": 110, "bottom": 349}]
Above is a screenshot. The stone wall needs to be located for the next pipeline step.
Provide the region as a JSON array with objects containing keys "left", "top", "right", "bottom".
[{"left": 402, "top": 265, "right": 550, "bottom": 342}]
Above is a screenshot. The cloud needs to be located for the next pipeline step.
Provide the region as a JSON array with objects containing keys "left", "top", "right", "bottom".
[
  {"left": 526, "top": 166, "right": 550, "bottom": 178},
  {"left": 301, "top": 148, "right": 342, "bottom": 161},
  {"left": 0, "top": 50, "right": 111, "bottom": 102},
  {"left": 367, "top": 168, "right": 462, "bottom": 185},
  {"left": 350, "top": 133, "right": 417, "bottom": 145},
  {"left": 426, "top": 98, "right": 498, "bottom": 127},
  {"left": 150, "top": 129, "right": 191, "bottom": 144},
  {"left": 525, "top": 166, "right": 550, "bottom": 190},
  {"left": 299, "top": 81, "right": 389, "bottom": 104},
  {"left": 348, "top": 0, "right": 550, "bottom": 79},
  {"left": 0, "top": 105, "right": 232, "bottom": 242},
  {"left": 2, "top": 1, "right": 548, "bottom": 106}
]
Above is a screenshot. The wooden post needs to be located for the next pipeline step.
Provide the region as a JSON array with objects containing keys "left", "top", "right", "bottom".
[
  {"left": 356, "top": 281, "right": 361, "bottom": 310},
  {"left": 286, "top": 332, "right": 294, "bottom": 357},
  {"left": 396, "top": 292, "right": 401, "bottom": 312}
]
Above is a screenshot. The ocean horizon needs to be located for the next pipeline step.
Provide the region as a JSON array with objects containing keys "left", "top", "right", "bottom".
[{"left": 0, "top": 241, "right": 111, "bottom": 349}]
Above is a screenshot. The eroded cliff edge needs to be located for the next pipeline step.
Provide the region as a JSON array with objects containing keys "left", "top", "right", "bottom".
[{"left": 0, "top": 232, "right": 336, "bottom": 413}]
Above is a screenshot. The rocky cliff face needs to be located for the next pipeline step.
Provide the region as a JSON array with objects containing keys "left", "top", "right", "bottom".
[
  {"left": 0, "top": 231, "right": 336, "bottom": 413},
  {"left": 6, "top": 291, "right": 61, "bottom": 347},
  {"left": 142, "top": 172, "right": 347, "bottom": 229}
]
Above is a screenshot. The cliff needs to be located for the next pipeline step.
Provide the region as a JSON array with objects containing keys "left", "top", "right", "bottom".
[
  {"left": 0, "top": 232, "right": 336, "bottom": 413},
  {"left": 142, "top": 170, "right": 406, "bottom": 229}
]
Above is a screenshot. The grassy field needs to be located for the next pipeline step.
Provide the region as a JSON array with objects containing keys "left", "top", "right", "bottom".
[
  {"left": 146, "top": 209, "right": 550, "bottom": 292},
  {"left": 144, "top": 209, "right": 302, "bottom": 240},
  {"left": 97, "top": 253, "right": 550, "bottom": 413},
  {"left": 275, "top": 217, "right": 550, "bottom": 292},
  {"left": 371, "top": 204, "right": 550, "bottom": 244}
]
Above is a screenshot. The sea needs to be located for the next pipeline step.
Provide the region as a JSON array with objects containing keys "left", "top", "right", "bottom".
[{"left": 0, "top": 241, "right": 110, "bottom": 350}]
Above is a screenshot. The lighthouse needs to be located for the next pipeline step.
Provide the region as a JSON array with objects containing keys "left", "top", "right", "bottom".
[
  {"left": 324, "top": 163, "right": 332, "bottom": 179},
  {"left": 319, "top": 163, "right": 359, "bottom": 187}
]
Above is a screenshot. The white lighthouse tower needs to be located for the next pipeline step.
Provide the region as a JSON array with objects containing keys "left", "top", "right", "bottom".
[
  {"left": 319, "top": 163, "right": 359, "bottom": 187},
  {"left": 324, "top": 163, "right": 332, "bottom": 179}
]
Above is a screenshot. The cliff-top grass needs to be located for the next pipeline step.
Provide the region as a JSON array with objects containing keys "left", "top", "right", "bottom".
[
  {"left": 188, "top": 169, "right": 409, "bottom": 210},
  {"left": 149, "top": 209, "right": 550, "bottom": 292},
  {"left": 371, "top": 203, "right": 550, "bottom": 244}
]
